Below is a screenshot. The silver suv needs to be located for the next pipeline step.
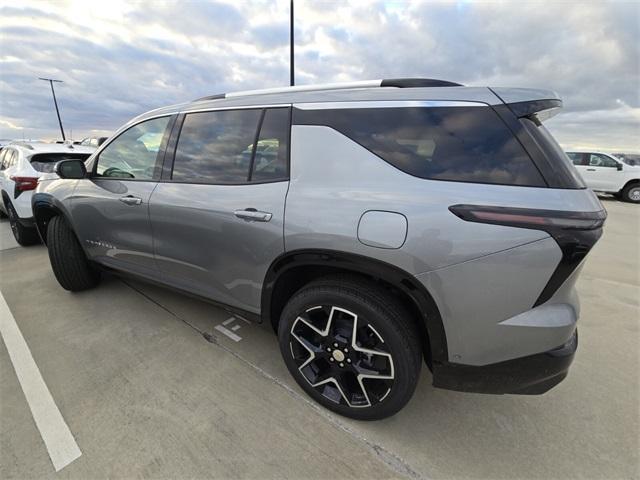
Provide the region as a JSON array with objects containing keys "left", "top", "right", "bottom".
[{"left": 33, "top": 79, "right": 606, "bottom": 420}]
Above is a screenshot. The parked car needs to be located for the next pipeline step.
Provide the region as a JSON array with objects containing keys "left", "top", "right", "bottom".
[
  {"left": 76, "top": 136, "right": 109, "bottom": 148},
  {"left": 33, "top": 79, "right": 606, "bottom": 420},
  {"left": 566, "top": 151, "right": 640, "bottom": 203},
  {"left": 0, "top": 142, "right": 95, "bottom": 245}
]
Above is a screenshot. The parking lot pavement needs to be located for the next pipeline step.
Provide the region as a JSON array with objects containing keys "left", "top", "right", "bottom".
[{"left": 1, "top": 198, "right": 638, "bottom": 479}]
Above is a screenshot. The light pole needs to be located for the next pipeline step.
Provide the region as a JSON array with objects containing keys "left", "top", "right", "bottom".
[
  {"left": 290, "top": 0, "right": 294, "bottom": 86},
  {"left": 38, "top": 77, "right": 66, "bottom": 141}
]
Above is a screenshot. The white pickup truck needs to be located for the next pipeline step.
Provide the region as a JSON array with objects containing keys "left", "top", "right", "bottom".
[{"left": 566, "top": 151, "right": 640, "bottom": 203}]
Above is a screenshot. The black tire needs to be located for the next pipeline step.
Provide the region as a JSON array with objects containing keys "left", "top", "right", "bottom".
[
  {"left": 621, "top": 183, "right": 640, "bottom": 203},
  {"left": 278, "top": 275, "right": 422, "bottom": 420},
  {"left": 47, "top": 215, "right": 100, "bottom": 291},
  {"left": 5, "top": 200, "right": 39, "bottom": 246}
]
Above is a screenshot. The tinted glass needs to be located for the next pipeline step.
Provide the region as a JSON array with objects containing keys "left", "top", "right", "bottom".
[
  {"left": 0, "top": 149, "right": 7, "bottom": 170},
  {"left": 3, "top": 149, "right": 16, "bottom": 169},
  {"left": 172, "top": 109, "right": 262, "bottom": 183},
  {"left": 589, "top": 153, "right": 618, "bottom": 168},
  {"left": 297, "top": 106, "right": 545, "bottom": 187},
  {"left": 519, "top": 119, "right": 586, "bottom": 188},
  {"left": 96, "top": 116, "right": 170, "bottom": 180},
  {"left": 566, "top": 152, "right": 585, "bottom": 165},
  {"left": 250, "top": 108, "right": 289, "bottom": 182},
  {"left": 30, "top": 153, "right": 92, "bottom": 173}
]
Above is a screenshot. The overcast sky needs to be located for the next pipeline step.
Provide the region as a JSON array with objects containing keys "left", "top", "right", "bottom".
[{"left": 1, "top": 0, "right": 638, "bottom": 151}]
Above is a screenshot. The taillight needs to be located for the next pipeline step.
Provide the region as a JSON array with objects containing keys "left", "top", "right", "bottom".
[
  {"left": 448, "top": 205, "right": 607, "bottom": 232},
  {"left": 10, "top": 176, "right": 39, "bottom": 192},
  {"left": 449, "top": 204, "right": 607, "bottom": 307}
]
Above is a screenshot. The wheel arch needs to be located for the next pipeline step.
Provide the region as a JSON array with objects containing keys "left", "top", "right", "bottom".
[
  {"left": 621, "top": 178, "right": 640, "bottom": 192},
  {"left": 1, "top": 189, "right": 10, "bottom": 207},
  {"left": 31, "top": 193, "right": 73, "bottom": 245},
  {"left": 261, "top": 249, "right": 448, "bottom": 366}
]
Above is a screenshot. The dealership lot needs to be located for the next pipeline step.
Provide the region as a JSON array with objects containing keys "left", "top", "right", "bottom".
[{"left": 0, "top": 197, "right": 638, "bottom": 479}]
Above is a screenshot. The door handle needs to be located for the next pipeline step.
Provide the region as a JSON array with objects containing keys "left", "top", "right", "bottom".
[
  {"left": 234, "top": 208, "right": 272, "bottom": 222},
  {"left": 119, "top": 195, "right": 142, "bottom": 206},
  {"left": 586, "top": 168, "right": 596, "bottom": 171}
]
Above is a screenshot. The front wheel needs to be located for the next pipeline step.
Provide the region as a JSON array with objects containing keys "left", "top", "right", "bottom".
[
  {"left": 46, "top": 215, "right": 100, "bottom": 291},
  {"left": 278, "top": 276, "right": 422, "bottom": 420},
  {"left": 621, "top": 183, "right": 640, "bottom": 203}
]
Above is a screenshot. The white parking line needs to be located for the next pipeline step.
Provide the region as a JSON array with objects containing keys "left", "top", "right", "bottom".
[
  {"left": 0, "top": 291, "right": 82, "bottom": 472},
  {"left": 215, "top": 316, "right": 243, "bottom": 342}
]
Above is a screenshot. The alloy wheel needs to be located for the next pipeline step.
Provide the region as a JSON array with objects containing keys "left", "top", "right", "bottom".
[
  {"left": 288, "top": 305, "right": 394, "bottom": 408},
  {"left": 628, "top": 187, "right": 640, "bottom": 202}
]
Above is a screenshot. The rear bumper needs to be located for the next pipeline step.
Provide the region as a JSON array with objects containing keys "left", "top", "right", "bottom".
[{"left": 432, "top": 330, "right": 577, "bottom": 395}]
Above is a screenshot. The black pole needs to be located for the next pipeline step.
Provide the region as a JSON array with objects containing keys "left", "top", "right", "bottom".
[
  {"left": 39, "top": 77, "right": 66, "bottom": 141},
  {"left": 290, "top": 0, "right": 294, "bottom": 86}
]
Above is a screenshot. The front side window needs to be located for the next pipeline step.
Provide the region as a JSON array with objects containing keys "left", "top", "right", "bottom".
[
  {"left": 296, "top": 106, "right": 546, "bottom": 187},
  {"left": 95, "top": 116, "right": 170, "bottom": 180},
  {"left": 589, "top": 153, "right": 618, "bottom": 168}
]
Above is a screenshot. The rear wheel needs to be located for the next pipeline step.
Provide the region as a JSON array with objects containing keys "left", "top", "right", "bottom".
[
  {"left": 5, "top": 200, "right": 39, "bottom": 246},
  {"left": 621, "top": 183, "right": 640, "bottom": 203},
  {"left": 46, "top": 215, "right": 100, "bottom": 291},
  {"left": 278, "top": 275, "right": 422, "bottom": 420}
]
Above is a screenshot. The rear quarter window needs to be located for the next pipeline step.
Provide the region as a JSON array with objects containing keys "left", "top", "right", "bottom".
[{"left": 294, "top": 106, "right": 546, "bottom": 187}]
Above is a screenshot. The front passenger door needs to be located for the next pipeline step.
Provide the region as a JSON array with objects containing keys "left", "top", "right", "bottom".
[
  {"left": 71, "top": 115, "right": 173, "bottom": 276},
  {"left": 584, "top": 153, "right": 621, "bottom": 191}
]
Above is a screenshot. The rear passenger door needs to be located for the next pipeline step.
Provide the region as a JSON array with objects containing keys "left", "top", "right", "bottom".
[
  {"left": 71, "top": 115, "right": 173, "bottom": 275},
  {"left": 149, "top": 107, "right": 290, "bottom": 313}
]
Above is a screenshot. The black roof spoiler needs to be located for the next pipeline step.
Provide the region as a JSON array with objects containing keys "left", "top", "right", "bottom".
[{"left": 489, "top": 87, "right": 563, "bottom": 122}]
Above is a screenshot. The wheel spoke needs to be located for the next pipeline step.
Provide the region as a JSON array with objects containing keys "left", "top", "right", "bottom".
[{"left": 288, "top": 304, "right": 395, "bottom": 408}]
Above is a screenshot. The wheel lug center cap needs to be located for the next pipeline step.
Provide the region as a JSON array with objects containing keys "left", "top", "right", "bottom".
[{"left": 332, "top": 350, "right": 345, "bottom": 362}]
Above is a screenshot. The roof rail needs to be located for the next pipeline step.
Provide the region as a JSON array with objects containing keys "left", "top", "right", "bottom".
[{"left": 192, "top": 77, "right": 463, "bottom": 102}]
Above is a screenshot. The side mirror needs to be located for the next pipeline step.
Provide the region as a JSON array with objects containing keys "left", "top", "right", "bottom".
[
  {"left": 617, "top": 163, "right": 623, "bottom": 171},
  {"left": 54, "top": 159, "right": 87, "bottom": 179}
]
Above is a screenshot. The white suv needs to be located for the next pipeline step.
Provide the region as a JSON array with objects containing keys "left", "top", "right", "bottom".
[
  {"left": 0, "top": 142, "right": 95, "bottom": 245},
  {"left": 566, "top": 151, "right": 640, "bottom": 203}
]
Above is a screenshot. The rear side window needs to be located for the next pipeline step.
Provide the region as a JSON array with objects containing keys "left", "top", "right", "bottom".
[
  {"left": 2, "top": 149, "right": 16, "bottom": 169},
  {"left": 295, "top": 106, "right": 546, "bottom": 187},
  {"left": 250, "top": 108, "right": 289, "bottom": 182},
  {"left": 173, "top": 109, "right": 262, "bottom": 183},
  {"left": 172, "top": 107, "right": 289, "bottom": 184},
  {"left": 566, "top": 152, "right": 586, "bottom": 165},
  {"left": 29, "top": 153, "right": 91, "bottom": 173}
]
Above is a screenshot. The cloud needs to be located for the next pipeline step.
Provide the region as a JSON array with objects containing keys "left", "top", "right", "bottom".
[{"left": 0, "top": 0, "right": 637, "bottom": 151}]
